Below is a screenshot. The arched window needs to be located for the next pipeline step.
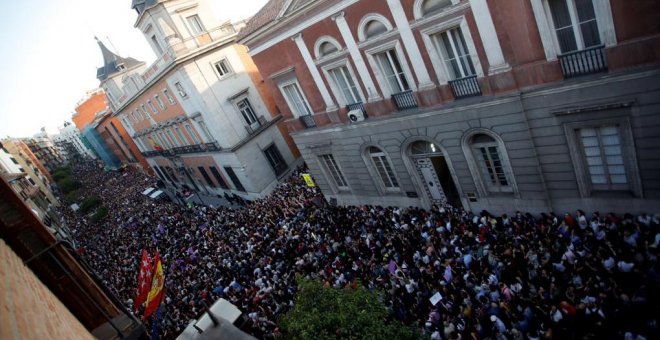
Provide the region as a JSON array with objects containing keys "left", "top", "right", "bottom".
[
  {"left": 411, "top": 141, "right": 442, "bottom": 155},
  {"left": 468, "top": 133, "right": 513, "bottom": 193},
  {"left": 364, "top": 20, "right": 388, "bottom": 39},
  {"left": 368, "top": 147, "right": 399, "bottom": 191},
  {"left": 319, "top": 41, "right": 338, "bottom": 57},
  {"left": 422, "top": 0, "right": 453, "bottom": 16}
]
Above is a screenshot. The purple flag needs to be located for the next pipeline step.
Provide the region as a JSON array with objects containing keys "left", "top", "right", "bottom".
[{"left": 388, "top": 260, "right": 397, "bottom": 274}]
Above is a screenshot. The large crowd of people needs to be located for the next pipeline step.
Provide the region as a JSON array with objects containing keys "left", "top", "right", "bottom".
[{"left": 58, "top": 160, "right": 658, "bottom": 339}]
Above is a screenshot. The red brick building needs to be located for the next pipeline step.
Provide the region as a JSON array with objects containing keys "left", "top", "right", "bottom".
[{"left": 239, "top": 0, "right": 660, "bottom": 214}]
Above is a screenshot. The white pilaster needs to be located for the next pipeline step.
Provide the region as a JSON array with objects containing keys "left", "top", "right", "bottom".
[
  {"left": 292, "top": 33, "right": 338, "bottom": 112},
  {"left": 333, "top": 12, "right": 381, "bottom": 102},
  {"left": 593, "top": 0, "right": 617, "bottom": 47},
  {"left": 469, "top": 0, "right": 510, "bottom": 74},
  {"left": 530, "top": 0, "right": 557, "bottom": 60},
  {"left": 386, "top": 0, "right": 435, "bottom": 90}
]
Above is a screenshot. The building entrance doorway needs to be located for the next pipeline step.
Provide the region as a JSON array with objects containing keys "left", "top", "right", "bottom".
[{"left": 410, "top": 141, "right": 462, "bottom": 208}]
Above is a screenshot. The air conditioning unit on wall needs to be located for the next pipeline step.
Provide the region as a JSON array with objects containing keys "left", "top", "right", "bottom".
[{"left": 347, "top": 109, "right": 366, "bottom": 123}]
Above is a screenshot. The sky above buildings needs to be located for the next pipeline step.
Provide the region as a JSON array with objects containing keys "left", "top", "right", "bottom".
[{"left": 0, "top": 0, "right": 267, "bottom": 138}]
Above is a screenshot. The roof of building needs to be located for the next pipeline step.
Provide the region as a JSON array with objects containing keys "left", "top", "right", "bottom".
[
  {"left": 237, "top": 0, "right": 288, "bottom": 40},
  {"left": 95, "top": 38, "right": 143, "bottom": 82},
  {"left": 131, "top": 0, "right": 158, "bottom": 14},
  {"left": 1, "top": 172, "right": 26, "bottom": 182}
]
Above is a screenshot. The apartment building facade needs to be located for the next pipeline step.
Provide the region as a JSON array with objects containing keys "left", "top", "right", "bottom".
[
  {"left": 239, "top": 0, "right": 660, "bottom": 214},
  {"left": 99, "top": 0, "right": 299, "bottom": 200}
]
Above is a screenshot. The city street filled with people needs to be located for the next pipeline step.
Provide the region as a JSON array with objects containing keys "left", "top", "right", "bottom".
[{"left": 59, "top": 161, "right": 658, "bottom": 339}]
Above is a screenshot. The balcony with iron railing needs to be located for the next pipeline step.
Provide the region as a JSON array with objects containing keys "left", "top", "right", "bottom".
[
  {"left": 449, "top": 75, "right": 482, "bottom": 99},
  {"left": 142, "top": 141, "right": 222, "bottom": 158},
  {"left": 138, "top": 24, "right": 237, "bottom": 89},
  {"left": 299, "top": 114, "right": 317, "bottom": 128},
  {"left": 558, "top": 45, "right": 607, "bottom": 78},
  {"left": 244, "top": 116, "right": 268, "bottom": 135},
  {"left": 346, "top": 101, "right": 366, "bottom": 114},
  {"left": 392, "top": 90, "right": 418, "bottom": 110}
]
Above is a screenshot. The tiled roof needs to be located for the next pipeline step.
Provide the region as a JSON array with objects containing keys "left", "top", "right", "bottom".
[{"left": 237, "top": 0, "right": 288, "bottom": 41}]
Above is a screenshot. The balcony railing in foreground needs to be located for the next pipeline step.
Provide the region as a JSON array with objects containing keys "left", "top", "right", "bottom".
[
  {"left": 142, "top": 142, "right": 222, "bottom": 158},
  {"left": 449, "top": 75, "right": 481, "bottom": 99},
  {"left": 347, "top": 101, "right": 366, "bottom": 114},
  {"left": 392, "top": 90, "right": 418, "bottom": 110},
  {"left": 559, "top": 45, "right": 607, "bottom": 78}
]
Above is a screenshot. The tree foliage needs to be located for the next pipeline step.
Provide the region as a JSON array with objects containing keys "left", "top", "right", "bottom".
[
  {"left": 279, "top": 278, "right": 419, "bottom": 340},
  {"left": 52, "top": 167, "right": 71, "bottom": 182},
  {"left": 80, "top": 196, "right": 101, "bottom": 214},
  {"left": 90, "top": 206, "right": 108, "bottom": 223}
]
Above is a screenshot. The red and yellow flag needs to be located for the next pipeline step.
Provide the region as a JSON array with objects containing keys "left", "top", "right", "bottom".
[
  {"left": 134, "top": 249, "right": 152, "bottom": 313},
  {"left": 143, "top": 250, "right": 165, "bottom": 320}
]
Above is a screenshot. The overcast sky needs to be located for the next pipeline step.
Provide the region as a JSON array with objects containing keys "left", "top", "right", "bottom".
[{"left": 0, "top": 0, "right": 267, "bottom": 138}]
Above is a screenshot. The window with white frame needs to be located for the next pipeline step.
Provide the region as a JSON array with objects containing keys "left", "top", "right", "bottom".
[
  {"left": 158, "top": 131, "right": 171, "bottom": 149},
  {"left": 151, "top": 35, "right": 164, "bottom": 55},
  {"left": 174, "top": 82, "right": 187, "bottom": 98},
  {"left": 187, "top": 15, "right": 206, "bottom": 35},
  {"left": 421, "top": 0, "right": 453, "bottom": 16},
  {"left": 369, "top": 147, "right": 399, "bottom": 191},
  {"left": 141, "top": 104, "right": 149, "bottom": 117},
  {"left": 197, "top": 120, "right": 213, "bottom": 141},
  {"left": 280, "top": 82, "right": 313, "bottom": 117},
  {"left": 364, "top": 20, "right": 389, "bottom": 40},
  {"left": 147, "top": 100, "right": 158, "bottom": 114},
  {"left": 470, "top": 134, "right": 512, "bottom": 193},
  {"left": 214, "top": 59, "right": 232, "bottom": 78},
  {"left": 319, "top": 42, "right": 339, "bottom": 57},
  {"left": 320, "top": 154, "right": 349, "bottom": 190},
  {"left": 163, "top": 89, "right": 176, "bottom": 105},
  {"left": 578, "top": 125, "right": 627, "bottom": 190},
  {"left": 433, "top": 27, "right": 476, "bottom": 80},
  {"left": 328, "top": 65, "right": 362, "bottom": 105},
  {"left": 175, "top": 127, "right": 188, "bottom": 146},
  {"left": 155, "top": 95, "right": 166, "bottom": 110},
  {"left": 236, "top": 98, "right": 259, "bottom": 127},
  {"left": 166, "top": 129, "right": 180, "bottom": 147},
  {"left": 185, "top": 124, "right": 200, "bottom": 144},
  {"left": 547, "top": 0, "right": 601, "bottom": 53},
  {"left": 375, "top": 49, "right": 411, "bottom": 94}
]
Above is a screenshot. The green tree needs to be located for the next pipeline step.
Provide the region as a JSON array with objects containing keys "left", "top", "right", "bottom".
[
  {"left": 279, "top": 278, "right": 419, "bottom": 340},
  {"left": 90, "top": 206, "right": 108, "bottom": 223},
  {"left": 80, "top": 196, "right": 101, "bottom": 214}
]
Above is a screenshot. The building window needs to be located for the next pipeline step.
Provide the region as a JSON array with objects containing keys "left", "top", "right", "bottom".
[
  {"left": 185, "top": 124, "right": 200, "bottom": 144},
  {"left": 236, "top": 98, "right": 259, "bottom": 127},
  {"left": 163, "top": 89, "right": 176, "bottom": 105},
  {"left": 224, "top": 167, "right": 246, "bottom": 192},
  {"left": 434, "top": 27, "right": 476, "bottom": 79},
  {"left": 421, "top": 0, "right": 453, "bottom": 16},
  {"left": 280, "top": 82, "right": 312, "bottom": 118},
  {"left": 175, "top": 127, "right": 188, "bottom": 146},
  {"left": 368, "top": 147, "right": 399, "bottom": 191},
  {"left": 197, "top": 121, "right": 213, "bottom": 141},
  {"left": 320, "top": 154, "right": 349, "bottom": 190},
  {"left": 174, "top": 82, "right": 187, "bottom": 98},
  {"left": 158, "top": 132, "right": 171, "bottom": 149},
  {"left": 329, "top": 66, "right": 362, "bottom": 105},
  {"left": 319, "top": 42, "right": 338, "bottom": 57},
  {"left": 147, "top": 100, "right": 158, "bottom": 114},
  {"left": 364, "top": 20, "right": 389, "bottom": 40},
  {"left": 470, "top": 134, "right": 512, "bottom": 193},
  {"left": 214, "top": 59, "right": 232, "bottom": 78},
  {"left": 151, "top": 35, "right": 164, "bottom": 55},
  {"left": 264, "top": 144, "right": 288, "bottom": 177},
  {"left": 578, "top": 126, "right": 627, "bottom": 190},
  {"left": 548, "top": 0, "right": 600, "bottom": 53},
  {"left": 166, "top": 129, "right": 180, "bottom": 147},
  {"left": 375, "top": 49, "right": 410, "bottom": 94},
  {"left": 187, "top": 15, "right": 206, "bottom": 35},
  {"left": 198, "top": 167, "right": 216, "bottom": 187},
  {"left": 10, "top": 157, "right": 18, "bottom": 164},
  {"left": 141, "top": 105, "right": 149, "bottom": 117},
  {"left": 155, "top": 95, "right": 166, "bottom": 110},
  {"left": 209, "top": 166, "right": 229, "bottom": 189}
]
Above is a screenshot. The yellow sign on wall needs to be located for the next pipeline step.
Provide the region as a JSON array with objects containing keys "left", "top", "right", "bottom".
[{"left": 301, "top": 173, "right": 315, "bottom": 187}]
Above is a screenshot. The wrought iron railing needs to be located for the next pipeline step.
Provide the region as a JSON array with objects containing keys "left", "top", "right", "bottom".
[
  {"left": 142, "top": 151, "right": 160, "bottom": 158},
  {"left": 558, "top": 45, "right": 607, "bottom": 78},
  {"left": 392, "top": 90, "right": 418, "bottom": 110},
  {"left": 347, "top": 101, "right": 366, "bottom": 114},
  {"left": 172, "top": 144, "right": 204, "bottom": 155},
  {"left": 299, "top": 114, "right": 317, "bottom": 128},
  {"left": 204, "top": 142, "right": 221, "bottom": 152},
  {"left": 449, "top": 75, "right": 481, "bottom": 99}
]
